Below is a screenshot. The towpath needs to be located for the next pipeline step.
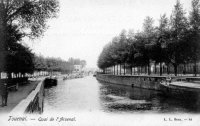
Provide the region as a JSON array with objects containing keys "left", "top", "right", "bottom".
[{"left": 0, "top": 79, "right": 39, "bottom": 113}]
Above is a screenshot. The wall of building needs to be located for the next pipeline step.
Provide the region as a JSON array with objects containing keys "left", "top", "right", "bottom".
[{"left": 96, "top": 74, "right": 167, "bottom": 91}]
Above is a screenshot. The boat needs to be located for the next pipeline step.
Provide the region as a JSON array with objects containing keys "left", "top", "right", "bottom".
[
  {"left": 160, "top": 77, "right": 200, "bottom": 100},
  {"left": 44, "top": 76, "right": 57, "bottom": 88}
]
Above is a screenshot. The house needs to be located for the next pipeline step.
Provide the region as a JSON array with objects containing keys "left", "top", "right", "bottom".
[{"left": 74, "top": 65, "right": 82, "bottom": 72}]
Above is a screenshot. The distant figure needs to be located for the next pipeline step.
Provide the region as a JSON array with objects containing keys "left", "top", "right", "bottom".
[
  {"left": 166, "top": 76, "right": 172, "bottom": 85},
  {"left": 0, "top": 83, "right": 8, "bottom": 107}
]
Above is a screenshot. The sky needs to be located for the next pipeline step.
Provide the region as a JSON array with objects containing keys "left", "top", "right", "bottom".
[{"left": 26, "top": 0, "right": 191, "bottom": 68}]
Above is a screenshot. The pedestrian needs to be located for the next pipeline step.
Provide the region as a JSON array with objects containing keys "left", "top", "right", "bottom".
[
  {"left": 166, "top": 76, "right": 172, "bottom": 85},
  {"left": 0, "top": 83, "right": 8, "bottom": 107}
]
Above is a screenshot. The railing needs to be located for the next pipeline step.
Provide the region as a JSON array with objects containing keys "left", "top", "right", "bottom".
[{"left": 0, "top": 77, "right": 28, "bottom": 85}]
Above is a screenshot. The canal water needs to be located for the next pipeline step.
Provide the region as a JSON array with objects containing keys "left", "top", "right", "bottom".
[{"left": 44, "top": 76, "right": 200, "bottom": 114}]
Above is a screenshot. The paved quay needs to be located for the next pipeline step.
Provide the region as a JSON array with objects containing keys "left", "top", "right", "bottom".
[
  {"left": 170, "top": 82, "right": 200, "bottom": 89},
  {"left": 0, "top": 79, "right": 40, "bottom": 113}
]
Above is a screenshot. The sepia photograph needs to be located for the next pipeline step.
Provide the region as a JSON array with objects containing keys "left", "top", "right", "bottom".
[{"left": 0, "top": 0, "right": 200, "bottom": 126}]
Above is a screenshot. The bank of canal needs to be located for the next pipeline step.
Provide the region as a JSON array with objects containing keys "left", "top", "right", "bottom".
[{"left": 44, "top": 76, "right": 200, "bottom": 114}]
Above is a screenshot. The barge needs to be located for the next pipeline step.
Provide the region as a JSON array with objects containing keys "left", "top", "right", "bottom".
[
  {"left": 160, "top": 77, "right": 200, "bottom": 100},
  {"left": 44, "top": 76, "right": 57, "bottom": 88}
]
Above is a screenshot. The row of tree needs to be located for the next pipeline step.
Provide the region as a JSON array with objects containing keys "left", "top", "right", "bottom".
[
  {"left": 98, "top": 0, "right": 200, "bottom": 76},
  {"left": 0, "top": 0, "right": 87, "bottom": 78},
  {"left": 0, "top": 49, "right": 87, "bottom": 78},
  {"left": 0, "top": 0, "right": 59, "bottom": 78},
  {"left": 34, "top": 56, "right": 87, "bottom": 74}
]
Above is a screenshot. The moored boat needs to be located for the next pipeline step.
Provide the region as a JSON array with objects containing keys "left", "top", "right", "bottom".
[
  {"left": 160, "top": 77, "right": 200, "bottom": 100},
  {"left": 44, "top": 76, "right": 57, "bottom": 88}
]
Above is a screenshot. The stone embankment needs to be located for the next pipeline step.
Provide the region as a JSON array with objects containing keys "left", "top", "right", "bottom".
[
  {"left": 10, "top": 79, "right": 45, "bottom": 114},
  {"left": 96, "top": 74, "right": 167, "bottom": 91}
]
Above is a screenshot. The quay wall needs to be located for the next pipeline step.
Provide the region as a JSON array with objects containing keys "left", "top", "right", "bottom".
[
  {"left": 96, "top": 74, "right": 167, "bottom": 91},
  {"left": 10, "top": 79, "right": 45, "bottom": 114}
]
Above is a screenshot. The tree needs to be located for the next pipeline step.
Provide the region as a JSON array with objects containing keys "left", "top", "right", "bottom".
[
  {"left": 168, "top": 0, "right": 189, "bottom": 76},
  {"left": 34, "top": 55, "right": 47, "bottom": 71},
  {"left": 126, "top": 30, "right": 136, "bottom": 75},
  {"left": 134, "top": 32, "right": 148, "bottom": 74},
  {"left": 6, "top": 42, "right": 34, "bottom": 77},
  {"left": 80, "top": 60, "right": 86, "bottom": 68},
  {"left": 153, "top": 14, "right": 170, "bottom": 75},
  {"left": 110, "top": 37, "right": 121, "bottom": 75},
  {"left": 0, "top": 24, "right": 23, "bottom": 73},
  {"left": 142, "top": 16, "right": 156, "bottom": 75},
  {"left": 2, "top": 24, "right": 35, "bottom": 77},
  {"left": 0, "top": 0, "right": 59, "bottom": 40},
  {"left": 117, "top": 30, "right": 129, "bottom": 75},
  {"left": 0, "top": 0, "right": 59, "bottom": 77},
  {"left": 97, "top": 0, "right": 199, "bottom": 77},
  {"left": 189, "top": 0, "right": 200, "bottom": 76}
]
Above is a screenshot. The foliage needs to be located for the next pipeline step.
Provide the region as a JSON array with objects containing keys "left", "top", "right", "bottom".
[
  {"left": 189, "top": 0, "right": 200, "bottom": 63},
  {"left": 0, "top": 0, "right": 59, "bottom": 75},
  {"left": 97, "top": 0, "right": 200, "bottom": 76},
  {"left": 34, "top": 56, "right": 86, "bottom": 73},
  {"left": 0, "top": 0, "right": 59, "bottom": 39}
]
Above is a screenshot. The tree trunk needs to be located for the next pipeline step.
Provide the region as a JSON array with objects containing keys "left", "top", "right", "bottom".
[
  {"left": 162, "top": 65, "right": 165, "bottom": 74},
  {"left": 124, "top": 63, "right": 126, "bottom": 75},
  {"left": 117, "top": 65, "right": 118, "bottom": 75},
  {"left": 130, "top": 66, "right": 132, "bottom": 75},
  {"left": 120, "top": 64, "right": 121, "bottom": 75},
  {"left": 173, "top": 64, "right": 178, "bottom": 76},
  {"left": 114, "top": 65, "right": 115, "bottom": 75},
  {"left": 160, "top": 62, "right": 162, "bottom": 76},
  {"left": 7, "top": 72, "right": 12, "bottom": 79},
  {"left": 194, "top": 61, "right": 197, "bottom": 77},
  {"left": 183, "top": 64, "right": 186, "bottom": 75},
  {"left": 167, "top": 64, "right": 170, "bottom": 75},
  {"left": 148, "top": 63, "right": 151, "bottom": 75},
  {"left": 139, "top": 67, "right": 140, "bottom": 75},
  {"left": 103, "top": 69, "right": 105, "bottom": 74}
]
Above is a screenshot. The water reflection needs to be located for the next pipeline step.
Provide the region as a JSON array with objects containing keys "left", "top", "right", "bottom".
[
  {"left": 44, "top": 76, "right": 200, "bottom": 114},
  {"left": 99, "top": 81, "right": 200, "bottom": 113},
  {"left": 99, "top": 83, "right": 153, "bottom": 113}
]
